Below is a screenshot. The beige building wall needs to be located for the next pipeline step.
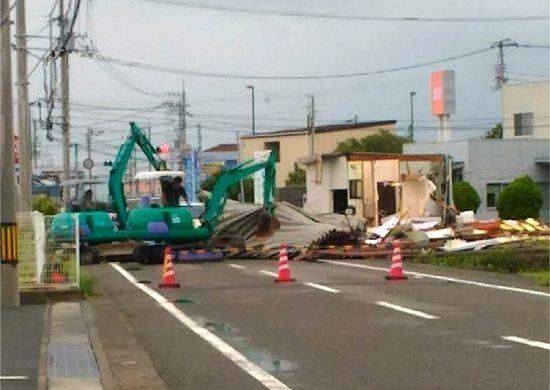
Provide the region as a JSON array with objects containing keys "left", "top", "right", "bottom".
[
  {"left": 241, "top": 123, "right": 395, "bottom": 188},
  {"left": 502, "top": 80, "right": 549, "bottom": 139}
]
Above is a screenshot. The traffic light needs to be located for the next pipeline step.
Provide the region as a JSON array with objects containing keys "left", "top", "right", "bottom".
[
  {"left": 157, "top": 144, "right": 169, "bottom": 155},
  {"left": 103, "top": 161, "right": 113, "bottom": 166}
]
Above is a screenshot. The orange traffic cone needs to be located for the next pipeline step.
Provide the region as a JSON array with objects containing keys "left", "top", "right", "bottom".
[
  {"left": 51, "top": 264, "right": 65, "bottom": 284},
  {"left": 159, "top": 247, "right": 180, "bottom": 288},
  {"left": 385, "top": 240, "right": 407, "bottom": 281},
  {"left": 275, "top": 243, "right": 295, "bottom": 283}
]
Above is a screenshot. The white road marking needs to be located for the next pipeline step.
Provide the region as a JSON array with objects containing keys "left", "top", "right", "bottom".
[
  {"left": 260, "top": 270, "right": 278, "bottom": 278},
  {"left": 501, "top": 336, "right": 550, "bottom": 350},
  {"left": 303, "top": 282, "right": 340, "bottom": 294},
  {"left": 375, "top": 301, "right": 439, "bottom": 319},
  {"left": 110, "top": 263, "right": 292, "bottom": 390},
  {"left": 229, "top": 263, "right": 246, "bottom": 270},
  {"left": 320, "top": 259, "right": 550, "bottom": 298},
  {"left": 0, "top": 376, "right": 29, "bottom": 380}
]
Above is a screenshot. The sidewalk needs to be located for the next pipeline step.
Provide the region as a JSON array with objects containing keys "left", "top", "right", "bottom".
[{"left": 47, "top": 302, "right": 102, "bottom": 389}]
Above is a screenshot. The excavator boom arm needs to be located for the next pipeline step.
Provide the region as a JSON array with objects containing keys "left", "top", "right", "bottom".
[
  {"left": 201, "top": 151, "right": 276, "bottom": 232},
  {"left": 108, "top": 122, "right": 167, "bottom": 228}
]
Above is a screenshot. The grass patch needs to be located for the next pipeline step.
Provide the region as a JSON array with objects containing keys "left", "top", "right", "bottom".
[
  {"left": 80, "top": 271, "right": 98, "bottom": 298},
  {"left": 522, "top": 271, "right": 550, "bottom": 287},
  {"left": 412, "top": 247, "right": 549, "bottom": 274}
]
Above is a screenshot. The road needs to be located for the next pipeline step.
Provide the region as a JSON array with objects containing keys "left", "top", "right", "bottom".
[
  {"left": 88, "top": 258, "right": 549, "bottom": 390},
  {"left": 1, "top": 305, "right": 45, "bottom": 390}
]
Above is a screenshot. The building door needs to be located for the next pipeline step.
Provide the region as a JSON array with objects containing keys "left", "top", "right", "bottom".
[
  {"left": 333, "top": 189, "right": 348, "bottom": 214},
  {"left": 377, "top": 182, "right": 396, "bottom": 217}
]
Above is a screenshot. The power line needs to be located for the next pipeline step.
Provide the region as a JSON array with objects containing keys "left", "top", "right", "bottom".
[
  {"left": 133, "top": 0, "right": 549, "bottom": 23},
  {"left": 94, "top": 47, "right": 492, "bottom": 80}
]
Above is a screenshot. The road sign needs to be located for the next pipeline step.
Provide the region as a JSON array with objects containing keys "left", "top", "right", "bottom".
[{"left": 83, "top": 158, "right": 94, "bottom": 169}]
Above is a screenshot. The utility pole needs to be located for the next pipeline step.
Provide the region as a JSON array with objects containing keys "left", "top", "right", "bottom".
[
  {"left": 246, "top": 85, "right": 255, "bottom": 135},
  {"left": 16, "top": 0, "right": 32, "bottom": 212},
  {"left": 147, "top": 119, "right": 152, "bottom": 194},
  {"left": 71, "top": 143, "right": 79, "bottom": 197},
  {"left": 197, "top": 123, "right": 202, "bottom": 181},
  {"left": 236, "top": 131, "right": 245, "bottom": 203},
  {"left": 1, "top": 0, "right": 20, "bottom": 307},
  {"left": 409, "top": 91, "right": 416, "bottom": 142},
  {"left": 59, "top": 0, "right": 71, "bottom": 210},
  {"left": 85, "top": 127, "right": 102, "bottom": 189},
  {"left": 86, "top": 128, "right": 92, "bottom": 181},
  {"left": 307, "top": 95, "right": 315, "bottom": 155},
  {"left": 178, "top": 80, "right": 187, "bottom": 170},
  {"left": 491, "top": 39, "right": 518, "bottom": 90},
  {"left": 133, "top": 149, "right": 138, "bottom": 196},
  {"left": 32, "top": 118, "right": 38, "bottom": 169}
]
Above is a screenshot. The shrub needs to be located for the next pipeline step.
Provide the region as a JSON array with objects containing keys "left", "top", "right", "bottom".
[
  {"left": 201, "top": 169, "right": 254, "bottom": 202},
  {"left": 33, "top": 194, "right": 59, "bottom": 215},
  {"left": 335, "top": 129, "right": 409, "bottom": 154},
  {"left": 496, "top": 175, "right": 543, "bottom": 219},
  {"left": 453, "top": 181, "right": 481, "bottom": 212},
  {"left": 285, "top": 164, "right": 306, "bottom": 186}
]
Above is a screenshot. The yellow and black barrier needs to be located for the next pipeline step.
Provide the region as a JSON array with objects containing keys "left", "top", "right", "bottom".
[{"left": 1, "top": 222, "right": 18, "bottom": 264}]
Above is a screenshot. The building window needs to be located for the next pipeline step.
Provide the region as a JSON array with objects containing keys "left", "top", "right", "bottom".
[
  {"left": 349, "top": 179, "right": 362, "bottom": 199},
  {"left": 486, "top": 183, "right": 508, "bottom": 208},
  {"left": 264, "top": 142, "right": 280, "bottom": 162},
  {"left": 514, "top": 112, "right": 533, "bottom": 136}
]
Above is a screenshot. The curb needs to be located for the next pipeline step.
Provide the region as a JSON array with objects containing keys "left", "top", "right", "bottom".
[
  {"left": 37, "top": 303, "right": 51, "bottom": 390},
  {"left": 82, "top": 300, "right": 118, "bottom": 390}
]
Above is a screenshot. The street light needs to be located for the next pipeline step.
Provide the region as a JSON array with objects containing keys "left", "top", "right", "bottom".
[
  {"left": 246, "top": 85, "right": 255, "bottom": 135},
  {"left": 409, "top": 91, "right": 416, "bottom": 142}
]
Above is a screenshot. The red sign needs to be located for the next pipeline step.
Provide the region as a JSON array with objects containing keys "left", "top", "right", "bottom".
[{"left": 430, "top": 70, "right": 455, "bottom": 116}]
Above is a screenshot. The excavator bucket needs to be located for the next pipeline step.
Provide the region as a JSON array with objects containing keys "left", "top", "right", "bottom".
[{"left": 256, "top": 211, "right": 280, "bottom": 237}]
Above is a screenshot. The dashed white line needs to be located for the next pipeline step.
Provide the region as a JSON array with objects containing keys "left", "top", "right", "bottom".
[
  {"left": 260, "top": 270, "right": 279, "bottom": 278},
  {"left": 229, "top": 263, "right": 246, "bottom": 270},
  {"left": 375, "top": 301, "right": 439, "bottom": 319},
  {"left": 303, "top": 282, "right": 340, "bottom": 293},
  {"left": 320, "top": 259, "right": 550, "bottom": 298},
  {"left": 0, "top": 376, "right": 29, "bottom": 380},
  {"left": 501, "top": 336, "right": 550, "bottom": 350},
  {"left": 110, "top": 263, "right": 292, "bottom": 390}
]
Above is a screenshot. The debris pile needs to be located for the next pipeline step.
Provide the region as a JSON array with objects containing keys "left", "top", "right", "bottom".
[
  {"left": 212, "top": 201, "right": 349, "bottom": 258},
  {"left": 211, "top": 198, "right": 548, "bottom": 260}
]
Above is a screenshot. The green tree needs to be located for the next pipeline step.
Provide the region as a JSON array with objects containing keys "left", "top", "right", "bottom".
[
  {"left": 497, "top": 175, "right": 543, "bottom": 219},
  {"left": 453, "top": 181, "right": 481, "bottom": 212},
  {"left": 485, "top": 123, "right": 503, "bottom": 139},
  {"left": 201, "top": 169, "right": 254, "bottom": 202},
  {"left": 33, "top": 194, "right": 59, "bottom": 215},
  {"left": 335, "top": 129, "right": 408, "bottom": 154},
  {"left": 285, "top": 164, "right": 306, "bottom": 186}
]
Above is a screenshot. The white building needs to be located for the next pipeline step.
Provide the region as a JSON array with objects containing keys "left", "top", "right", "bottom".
[{"left": 405, "top": 80, "right": 549, "bottom": 221}]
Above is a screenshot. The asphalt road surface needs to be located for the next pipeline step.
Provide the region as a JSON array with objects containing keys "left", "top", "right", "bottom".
[
  {"left": 1, "top": 305, "right": 45, "bottom": 390},
  {"left": 89, "top": 259, "right": 549, "bottom": 390}
]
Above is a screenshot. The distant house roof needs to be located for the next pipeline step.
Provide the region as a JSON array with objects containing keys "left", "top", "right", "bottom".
[
  {"left": 241, "top": 120, "right": 396, "bottom": 139},
  {"left": 204, "top": 143, "right": 238, "bottom": 152},
  {"left": 298, "top": 152, "right": 445, "bottom": 165}
]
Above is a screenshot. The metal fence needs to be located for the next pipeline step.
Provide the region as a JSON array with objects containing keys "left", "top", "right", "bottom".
[{"left": 17, "top": 212, "right": 80, "bottom": 290}]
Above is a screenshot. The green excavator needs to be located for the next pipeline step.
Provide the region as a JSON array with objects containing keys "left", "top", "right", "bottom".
[{"left": 51, "top": 122, "right": 279, "bottom": 263}]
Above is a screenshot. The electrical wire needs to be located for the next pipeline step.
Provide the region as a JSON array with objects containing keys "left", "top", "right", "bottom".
[
  {"left": 132, "top": 0, "right": 549, "bottom": 23},
  {"left": 94, "top": 47, "right": 492, "bottom": 80}
]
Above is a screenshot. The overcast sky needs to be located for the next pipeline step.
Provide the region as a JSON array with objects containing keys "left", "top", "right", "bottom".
[{"left": 20, "top": 0, "right": 550, "bottom": 173}]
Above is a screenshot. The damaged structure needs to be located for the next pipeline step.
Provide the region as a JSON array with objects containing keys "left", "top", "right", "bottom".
[{"left": 299, "top": 152, "right": 446, "bottom": 226}]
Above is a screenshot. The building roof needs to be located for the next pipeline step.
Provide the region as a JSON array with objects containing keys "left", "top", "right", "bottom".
[
  {"left": 241, "top": 120, "right": 396, "bottom": 139},
  {"left": 203, "top": 143, "right": 238, "bottom": 152},
  {"left": 298, "top": 152, "right": 445, "bottom": 165}
]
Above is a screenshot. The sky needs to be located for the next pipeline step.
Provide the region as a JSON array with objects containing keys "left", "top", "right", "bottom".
[{"left": 17, "top": 0, "right": 550, "bottom": 180}]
